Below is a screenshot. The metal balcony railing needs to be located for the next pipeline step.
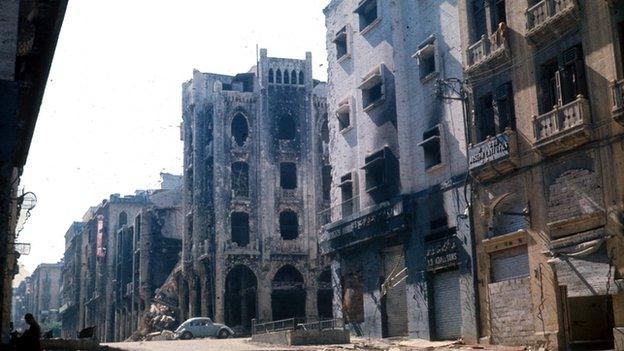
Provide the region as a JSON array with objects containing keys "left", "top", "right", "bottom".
[
  {"left": 533, "top": 96, "right": 590, "bottom": 145},
  {"left": 526, "top": 0, "right": 578, "bottom": 44}
]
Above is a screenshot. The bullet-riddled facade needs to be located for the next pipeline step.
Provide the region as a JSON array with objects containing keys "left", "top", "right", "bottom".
[
  {"left": 322, "top": 0, "right": 477, "bottom": 341},
  {"left": 178, "top": 49, "right": 331, "bottom": 332},
  {"left": 459, "top": 0, "right": 624, "bottom": 349}
]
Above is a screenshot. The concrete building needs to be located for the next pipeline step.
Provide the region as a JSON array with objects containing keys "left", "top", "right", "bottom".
[
  {"left": 0, "top": 0, "right": 67, "bottom": 343},
  {"left": 12, "top": 263, "right": 62, "bottom": 333},
  {"left": 458, "top": 0, "right": 624, "bottom": 349},
  {"left": 321, "top": 0, "right": 476, "bottom": 341},
  {"left": 113, "top": 184, "right": 183, "bottom": 341},
  {"left": 177, "top": 49, "right": 331, "bottom": 333},
  {"left": 59, "top": 222, "right": 85, "bottom": 337}
]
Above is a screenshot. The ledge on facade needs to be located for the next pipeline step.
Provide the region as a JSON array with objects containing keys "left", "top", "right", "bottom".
[
  {"left": 482, "top": 229, "right": 528, "bottom": 254},
  {"left": 525, "top": 0, "right": 580, "bottom": 47},
  {"left": 468, "top": 129, "right": 518, "bottom": 182},
  {"left": 532, "top": 96, "right": 591, "bottom": 157},
  {"left": 611, "top": 79, "right": 624, "bottom": 125},
  {"left": 547, "top": 211, "right": 605, "bottom": 239},
  {"left": 465, "top": 25, "right": 511, "bottom": 75}
]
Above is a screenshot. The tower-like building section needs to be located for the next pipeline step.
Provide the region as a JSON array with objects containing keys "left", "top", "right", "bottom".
[{"left": 179, "top": 49, "right": 331, "bottom": 331}]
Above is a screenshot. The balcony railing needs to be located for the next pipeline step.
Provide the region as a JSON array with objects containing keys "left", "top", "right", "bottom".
[
  {"left": 468, "top": 129, "right": 518, "bottom": 181},
  {"left": 526, "top": 0, "right": 579, "bottom": 46},
  {"left": 466, "top": 25, "right": 510, "bottom": 74},
  {"left": 533, "top": 96, "right": 591, "bottom": 155},
  {"left": 611, "top": 79, "right": 624, "bottom": 124}
]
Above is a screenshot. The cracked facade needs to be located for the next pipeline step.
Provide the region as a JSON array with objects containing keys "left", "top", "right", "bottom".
[
  {"left": 176, "top": 49, "right": 331, "bottom": 333},
  {"left": 321, "top": 0, "right": 477, "bottom": 342}
]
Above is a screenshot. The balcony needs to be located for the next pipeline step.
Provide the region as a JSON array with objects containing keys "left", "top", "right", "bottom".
[
  {"left": 526, "top": 0, "right": 580, "bottom": 47},
  {"left": 611, "top": 79, "right": 624, "bottom": 125},
  {"left": 465, "top": 25, "right": 510, "bottom": 75},
  {"left": 468, "top": 129, "right": 518, "bottom": 182},
  {"left": 533, "top": 96, "right": 591, "bottom": 156}
]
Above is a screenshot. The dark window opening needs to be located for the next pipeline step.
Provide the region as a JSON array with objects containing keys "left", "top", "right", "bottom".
[
  {"left": 362, "top": 147, "right": 396, "bottom": 194},
  {"left": 362, "top": 81, "right": 384, "bottom": 109},
  {"left": 471, "top": 0, "right": 487, "bottom": 41},
  {"left": 492, "top": 0, "right": 507, "bottom": 32},
  {"left": 231, "top": 212, "right": 250, "bottom": 247},
  {"left": 268, "top": 68, "right": 274, "bottom": 83},
  {"left": 279, "top": 210, "right": 299, "bottom": 240},
  {"left": 322, "top": 165, "right": 332, "bottom": 202},
  {"left": 418, "top": 48, "right": 436, "bottom": 80},
  {"left": 317, "top": 269, "right": 333, "bottom": 319},
  {"left": 340, "top": 173, "right": 355, "bottom": 217},
  {"left": 284, "top": 70, "right": 290, "bottom": 84},
  {"left": 539, "top": 45, "right": 586, "bottom": 113},
  {"left": 118, "top": 211, "right": 127, "bottom": 228},
  {"left": 356, "top": 0, "right": 378, "bottom": 31},
  {"left": 271, "top": 265, "right": 305, "bottom": 321},
  {"left": 321, "top": 119, "right": 329, "bottom": 143},
  {"left": 618, "top": 21, "right": 624, "bottom": 74},
  {"left": 426, "top": 191, "right": 454, "bottom": 241},
  {"left": 278, "top": 114, "right": 297, "bottom": 140},
  {"left": 231, "top": 113, "right": 249, "bottom": 147},
  {"left": 334, "top": 27, "right": 348, "bottom": 59},
  {"left": 337, "top": 102, "right": 351, "bottom": 130},
  {"left": 224, "top": 266, "right": 256, "bottom": 331},
  {"left": 496, "top": 82, "right": 515, "bottom": 132},
  {"left": 298, "top": 71, "right": 304, "bottom": 85},
  {"left": 280, "top": 162, "right": 297, "bottom": 189},
  {"left": 291, "top": 70, "right": 297, "bottom": 85},
  {"left": 231, "top": 162, "right": 249, "bottom": 197},
  {"left": 477, "top": 94, "right": 496, "bottom": 142},
  {"left": 420, "top": 126, "right": 442, "bottom": 169},
  {"left": 276, "top": 69, "right": 282, "bottom": 84}
]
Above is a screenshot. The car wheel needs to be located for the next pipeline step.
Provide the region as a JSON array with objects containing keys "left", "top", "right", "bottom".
[
  {"left": 180, "top": 331, "right": 193, "bottom": 340},
  {"left": 218, "top": 329, "right": 230, "bottom": 339}
]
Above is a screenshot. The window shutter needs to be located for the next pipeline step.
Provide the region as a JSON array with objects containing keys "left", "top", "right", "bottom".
[{"left": 554, "top": 70, "right": 563, "bottom": 106}]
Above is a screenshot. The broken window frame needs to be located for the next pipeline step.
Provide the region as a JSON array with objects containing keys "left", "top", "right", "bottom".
[
  {"left": 359, "top": 65, "right": 386, "bottom": 112},
  {"left": 334, "top": 26, "right": 350, "bottom": 61},
  {"left": 538, "top": 45, "right": 587, "bottom": 114},
  {"left": 336, "top": 97, "right": 352, "bottom": 131},
  {"left": 417, "top": 125, "right": 443, "bottom": 170},
  {"left": 280, "top": 162, "right": 297, "bottom": 190},
  {"left": 362, "top": 146, "right": 394, "bottom": 193},
  {"left": 230, "top": 211, "right": 250, "bottom": 247},
  {"left": 279, "top": 210, "right": 299, "bottom": 240},
  {"left": 278, "top": 113, "right": 297, "bottom": 140},
  {"left": 339, "top": 172, "right": 358, "bottom": 217},
  {"left": 473, "top": 82, "right": 515, "bottom": 144},
  {"left": 231, "top": 113, "right": 249, "bottom": 147},
  {"left": 413, "top": 36, "right": 438, "bottom": 82},
  {"left": 355, "top": 0, "right": 379, "bottom": 34},
  {"left": 231, "top": 161, "right": 249, "bottom": 198}
]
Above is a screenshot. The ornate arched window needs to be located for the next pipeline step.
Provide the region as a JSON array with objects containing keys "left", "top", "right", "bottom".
[
  {"left": 276, "top": 69, "right": 282, "bottom": 83},
  {"left": 298, "top": 71, "right": 304, "bottom": 85},
  {"left": 284, "top": 70, "right": 290, "bottom": 84},
  {"left": 291, "top": 70, "right": 297, "bottom": 85},
  {"left": 268, "top": 68, "right": 274, "bottom": 83},
  {"left": 231, "top": 113, "right": 249, "bottom": 147}
]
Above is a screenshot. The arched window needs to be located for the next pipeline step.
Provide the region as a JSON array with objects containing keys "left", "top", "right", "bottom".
[
  {"left": 280, "top": 162, "right": 297, "bottom": 189},
  {"left": 298, "top": 71, "right": 304, "bottom": 85},
  {"left": 276, "top": 69, "right": 282, "bottom": 83},
  {"left": 118, "top": 211, "right": 127, "bottom": 228},
  {"left": 268, "top": 68, "right": 274, "bottom": 83},
  {"left": 291, "top": 70, "right": 297, "bottom": 85},
  {"left": 271, "top": 265, "right": 305, "bottom": 320},
  {"left": 284, "top": 70, "right": 290, "bottom": 84},
  {"left": 231, "top": 113, "right": 249, "bottom": 147},
  {"left": 279, "top": 210, "right": 299, "bottom": 240},
  {"left": 278, "top": 114, "right": 296, "bottom": 140},
  {"left": 491, "top": 193, "right": 529, "bottom": 237},
  {"left": 231, "top": 162, "right": 249, "bottom": 197},
  {"left": 231, "top": 212, "right": 250, "bottom": 247}
]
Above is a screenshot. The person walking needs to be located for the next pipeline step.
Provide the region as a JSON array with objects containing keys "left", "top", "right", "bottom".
[{"left": 16, "top": 313, "right": 41, "bottom": 351}]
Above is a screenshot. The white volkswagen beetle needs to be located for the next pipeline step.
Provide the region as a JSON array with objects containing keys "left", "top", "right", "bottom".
[{"left": 174, "top": 317, "right": 234, "bottom": 339}]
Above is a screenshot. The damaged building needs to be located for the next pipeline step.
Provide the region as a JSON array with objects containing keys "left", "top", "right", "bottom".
[
  {"left": 12, "top": 262, "right": 62, "bottom": 333},
  {"left": 321, "top": 0, "right": 477, "bottom": 341},
  {"left": 177, "top": 49, "right": 331, "bottom": 333},
  {"left": 59, "top": 174, "right": 183, "bottom": 341},
  {"left": 459, "top": 0, "right": 624, "bottom": 349}
]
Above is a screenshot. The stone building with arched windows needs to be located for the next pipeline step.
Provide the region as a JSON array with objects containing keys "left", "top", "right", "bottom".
[{"left": 178, "top": 49, "right": 331, "bottom": 333}]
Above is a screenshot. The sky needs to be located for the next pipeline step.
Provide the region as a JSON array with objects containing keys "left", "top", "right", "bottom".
[{"left": 18, "top": 0, "right": 329, "bottom": 271}]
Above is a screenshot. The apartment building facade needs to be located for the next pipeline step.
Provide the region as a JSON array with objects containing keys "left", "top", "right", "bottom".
[
  {"left": 459, "top": 0, "right": 624, "bottom": 349},
  {"left": 321, "top": 0, "right": 477, "bottom": 341}
]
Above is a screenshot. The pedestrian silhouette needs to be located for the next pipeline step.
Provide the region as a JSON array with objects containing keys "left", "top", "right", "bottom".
[{"left": 16, "top": 313, "right": 41, "bottom": 351}]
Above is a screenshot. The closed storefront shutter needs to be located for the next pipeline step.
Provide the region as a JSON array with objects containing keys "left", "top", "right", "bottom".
[
  {"left": 490, "top": 245, "right": 529, "bottom": 283},
  {"left": 381, "top": 246, "right": 408, "bottom": 337},
  {"left": 432, "top": 269, "right": 461, "bottom": 340}
]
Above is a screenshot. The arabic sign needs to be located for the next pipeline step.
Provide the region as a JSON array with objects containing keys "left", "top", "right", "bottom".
[
  {"left": 468, "top": 133, "right": 510, "bottom": 170},
  {"left": 426, "top": 236, "right": 459, "bottom": 270}
]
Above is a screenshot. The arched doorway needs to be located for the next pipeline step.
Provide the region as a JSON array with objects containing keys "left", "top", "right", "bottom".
[
  {"left": 317, "top": 269, "right": 333, "bottom": 319},
  {"left": 224, "top": 265, "right": 257, "bottom": 332},
  {"left": 271, "top": 265, "right": 305, "bottom": 321}
]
